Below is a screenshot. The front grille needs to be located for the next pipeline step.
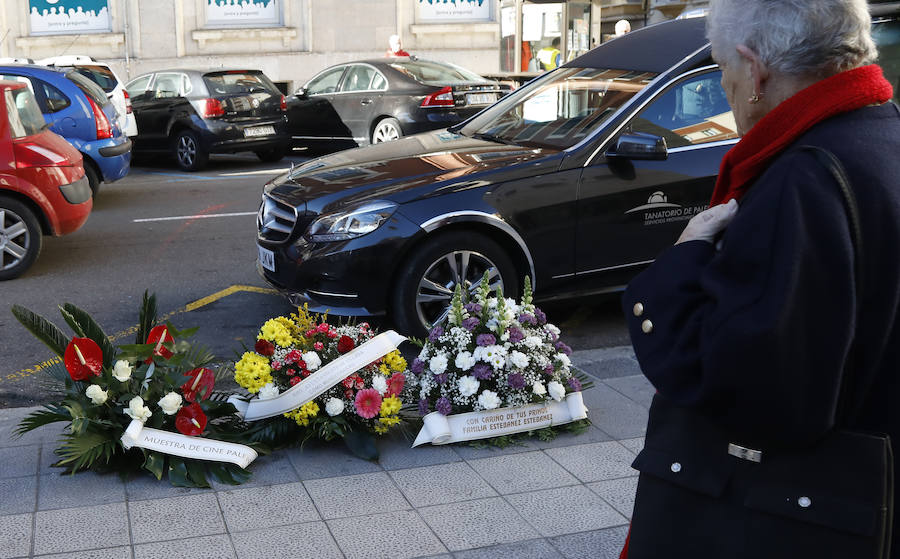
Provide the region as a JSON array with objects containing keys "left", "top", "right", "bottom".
[{"left": 258, "top": 194, "right": 297, "bottom": 242}]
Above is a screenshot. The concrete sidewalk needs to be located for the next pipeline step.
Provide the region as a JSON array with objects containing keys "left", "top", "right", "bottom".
[{"left": 0, "top": 347, "right": 651, "bottom": 559}]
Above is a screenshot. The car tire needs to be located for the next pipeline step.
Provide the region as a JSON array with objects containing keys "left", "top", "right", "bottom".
[
  {"left": 391, "top": 231, "right": 519, "bottom": 338},
  {"left": 84, "top": 164, "right": 100, "bottom": 197},
  {"left": 0, "top": 195, "right": 42, "bottom": 281},
  {"left": 173, "top": 130, "right": 208, "bottom": 171},
  {"left": 255, "top": 147, "right": 286, "bottom": 162},
  {"left": 372, "top": 117, "right": 402, "bottom": 144}
]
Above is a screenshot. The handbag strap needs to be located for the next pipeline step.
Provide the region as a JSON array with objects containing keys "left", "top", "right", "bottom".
[{"left": 798, "top": 145, "right": 864, "bottom": 426}]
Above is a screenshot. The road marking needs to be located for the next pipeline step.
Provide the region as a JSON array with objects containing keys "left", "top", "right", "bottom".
[
  {"left": 3, "top": 285, "right": 281, "bottom": 385},
  {"left": 133, "top": 211, "right": 257, "bottom": 223},
  {"left": 218, "top": 168, "right": 289, "bottom": 176}
]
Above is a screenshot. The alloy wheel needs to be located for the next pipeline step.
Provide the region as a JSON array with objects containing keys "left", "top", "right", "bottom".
[
  {"left": 372, "top": 120, "right": 400, "bottom": 143},
  {"left": 176, "top": 134, "right": 197, "bottom": 167},
  {"left": 0, "top": 208, "right": 30, "bottom": 273},
  {"left": 415, "top": 249, "right": 504, "bottom": 330}
]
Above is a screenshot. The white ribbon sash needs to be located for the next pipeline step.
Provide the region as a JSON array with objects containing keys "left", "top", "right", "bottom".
[
  {"left": 120, "top": 419, "right": 258, "bottom": 469},
  {"left": 227, "top": 330, "right": 407, "bottom": 421},
  {"left": 412, "top": 391, "right": 588, "bottom": 447}
]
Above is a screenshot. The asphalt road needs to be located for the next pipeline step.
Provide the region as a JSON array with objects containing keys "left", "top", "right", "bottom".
[{"left": 0, "top": 152, "right": 630, "bottom": 408}]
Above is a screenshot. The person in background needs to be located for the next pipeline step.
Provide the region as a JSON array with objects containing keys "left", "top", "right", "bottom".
[
  {"left": 615, "top": 19, "right": 631, "bottom": 37},
  {"left": 386, "top": 34, "right": 410, "bottom": 57},
  {"left": 537, "top": 37, "right": 561, "bottom": 71},
  {"left": 619, "top": 0, "right": 900, "bottom": 556}
]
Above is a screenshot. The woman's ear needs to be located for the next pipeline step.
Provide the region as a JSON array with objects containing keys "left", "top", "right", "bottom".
[{"left": 736, "top": 44, "right": 769, "bottom": 98}]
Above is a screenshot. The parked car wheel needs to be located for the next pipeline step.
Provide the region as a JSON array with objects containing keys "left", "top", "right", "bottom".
[
  {"left": 392, "top": 231, "right": 518, "bottom": 337},
  {"left": 372, "top": 117, "right": 402, "bottom": 144},
  {"left": 255, "top": 147, "right": 286, "bottom": 162},
  {"left": 173, "top": 129, "right": 208, "bottom": 171},
  {"left": 84, "top": 164, "right": 100, "bottom": 197},
  {"left": 0, "top": 195, "right": 42, "bottom": 280}
]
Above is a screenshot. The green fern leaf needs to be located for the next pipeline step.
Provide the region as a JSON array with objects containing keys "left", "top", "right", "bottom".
[
  {"left": 11, "top": 305, "right": 69, "bottom": 357},
  {"left": 13, "top": 406, "right": 71, "bottom": 437}
]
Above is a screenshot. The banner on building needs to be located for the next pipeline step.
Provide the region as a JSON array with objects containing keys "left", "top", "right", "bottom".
[
  {"left": 418, "top": 0, "right": 493, "bottom": 22},
  {"left": 206, "top": 0, "right": 281, "bottom": 27},
  {"left": 29, "top": 0, "right": 110, "bottom": 35}
]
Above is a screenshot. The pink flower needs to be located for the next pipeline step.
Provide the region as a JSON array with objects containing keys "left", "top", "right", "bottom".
[
  {"left": 285, "top": 350, "right": 303, "bottom": 364},
  {"left": 355, "top": 388, "right": 382, "bottom": 418},
  {"left": 271, "top": 360, "right": 283, "bottom": 370},
  {"left": 387, "top": 373, "right": 406, "bottom": 396},
  {"left": 327, "top": 331, "right": 338, "bottom": 339},
  {"left": 314, "top": 342, "right": 324, "bottom": 351},
  {"left": 316, "top": 323, "right": 330, "bottom": 333}
]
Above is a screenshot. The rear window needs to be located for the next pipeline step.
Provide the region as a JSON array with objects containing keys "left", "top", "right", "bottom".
[
  {"left": 6, "top": 87, "right": 46, "bottom": 138},
  {"left": 66, "top": 65, "right": 118, "bottom": 93},
  {"left": 388, "top": 60, "right": 486, "bottom": 85},
  {"left": 65, "top": 70, "right": 109, "bottom": 106},
  {"left": 203, "top": 71, "right": 280, "bottom": 96},
  {"left": 873, "top": 17, "right": 900, "bottom": 103}
]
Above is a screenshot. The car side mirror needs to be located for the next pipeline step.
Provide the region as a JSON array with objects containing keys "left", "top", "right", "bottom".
[
  {"left": 607, "top": 132, "right": 668, "bottom": 161},
  {"left": 295, "top": 87, "right": 308, "bottom": 99}
]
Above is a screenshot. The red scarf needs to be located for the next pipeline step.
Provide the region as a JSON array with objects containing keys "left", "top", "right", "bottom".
[{"left": 708, "top": 65, "right": 893, "bottom": 207}]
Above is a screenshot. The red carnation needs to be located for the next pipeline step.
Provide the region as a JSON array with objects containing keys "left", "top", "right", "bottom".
[
  {"left": 181, "top": 367, "right": 215, "bottom": 402},
  {"left": 344, "top": 388, "right": 354, "bottom": 400},
  {"left": 145, "top": 325, "right": 174, "bottom": 363},
  {"left": 342, "top": 377, "right": 355, "bottom": 388},
  {"left": 290, "top": 376, "right": 301, "bottom": 386},
  {"left": 63, "top": 337, "right": 103, "bottom": 381},
  {"left": 387, "top": 373, "right": 406, "bottom": 396},
  {"left": 337, "top": 335, "right": 355, "bottom": 354},
  {"left": 175, "top": 403, "right": 207, "bottom": 436},
  {"left": 255, "top": 339, "right": 275, "bottom": 356}
]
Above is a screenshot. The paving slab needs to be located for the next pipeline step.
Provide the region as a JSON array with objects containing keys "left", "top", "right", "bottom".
[
  {"left": 545, "top": 441, "right": 637, "bottom": 483},
  {"left": 0, "top": 444, "right": 39, "bottom": 478},
  {"left": 0, "top": 475, "right": 36, "bottom": 515},
  {"left": 467, "top": 450, "right": 579, "bottom": 495},
  {"left": 581, "top": 384, "right": 648, "bottom": 439},
  {"left": 377, "top": 433, "right": 462, "bottom": 470},
  {"left": 588, "top": 477, "right": 640, "bottom": 519},
  {"left": 504, "top": 485, "right": 626, "bottom": 537},
  {"left": 134, "top": 535, "right": 236, "bottom": 559},
  {"left": 128, "top": 494, "right": 225, "bottom": 544},
  {"left": 549, "top": 526, "right": 631, "bottom": 559},
  {"left": 0, "top": 512, "right": 32, "bottom": 559},
  {"left": 230, "top": 523, "right": 342, "bottom": 559},
  {"left": 327, "top": 509, "right": 448, "bottom": 559},
  {"left": 217, "top": 481, "right": 319, "bottom": 533},
  {"left": 389, "top": 461, "right": 497, "bottom": 507},
  {"left": 285, "top": 442, "right": 384, "bottom": 479},
  {"left": 304, "top": 471, "right": 410, "bottom": 519},
  {"left": 35, "top": 546, "right": 132, "bottom": 559},
  {"left": 418, "top": 496, "right": 538, "bottom": 552},
  {"left": 453, "top": 538, "right": 564, "bottom": 559},
  {"left": 38, "top": 471, "right": 126, "bottom": 510},
  {"left": 604, "top": 375, "right": 655, "bottom": 408},
  {"left": 33, "top": 503, "right": 130, "bottom": 556}
]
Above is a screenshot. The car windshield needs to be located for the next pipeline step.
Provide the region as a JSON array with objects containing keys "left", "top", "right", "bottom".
[
  {"left": 389, "top": 60, "right": 486, "bottom": 85},
  {"left": 873, "top": 17, "right": 900, "bottom": 103},
  {"left": 6, "top": 87, "right": 46, "bottom": 138},
  {"left": 65, "top": 70, "right": 110, "bottom": 106},
  {"left": 67, "top": 65, "right": 118, "bottom": 93},
  {"left": 203, "top": 71, "right": 279, "bottom": 96},
  {"left": 458, "top": 67, "right": 658, "bottom": 150}
]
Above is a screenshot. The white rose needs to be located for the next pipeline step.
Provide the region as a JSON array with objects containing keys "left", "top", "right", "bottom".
[
  {"left": 455, "top": 351, "right": 475, "bottom": 371},
  {"left": 158, "top": 391, "right": 182, "bottom": 415},
  {"left": 429, "top": 354, "right": 448, "bottom": 375},
  {"left": 532, "top": 381, "right": 547, "bottom": 396},
  {"left": 258, "top": 382, "right": 280, "bottom": 400},
  {"left": 325, "top": 397, "right": 345, "bottom": 416},
  {"left": 477, "top": 390, "right": 501, "bottom": 410},
  {"left": 112, "top": 360, "right": 132, "bottom": 382},
  {"left": 372, "top": 375, "right": 388, "bottom": 395},
  {"left": 508, "top": 350, "right": 529, "bottom": 369},
  {"left": 457, "top": 375, "right": 480, "bottom": 397},
  {"left": 547, "top": 381, "right": 566, "bottom": 402},
  {"left": 302, "top": 351, "right": 321, "bottom": 371},
  {"left": 124, "top": 396, "right": 152, "bottom": 423},
  {"left": 556, "top": 353, "right": 571, "bottom": 368},
  {"left": 85, "top": 384, "right": 108, "bottom": 405}
]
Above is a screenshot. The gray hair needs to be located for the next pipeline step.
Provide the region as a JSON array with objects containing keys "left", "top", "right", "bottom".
[{"left": 707, "top": 0, "right": 877, "bottom": 76}]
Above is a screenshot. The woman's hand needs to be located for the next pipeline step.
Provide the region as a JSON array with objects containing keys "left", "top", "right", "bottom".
[{"left": 676, "top": 198, "right": 739, "bottom": 244}]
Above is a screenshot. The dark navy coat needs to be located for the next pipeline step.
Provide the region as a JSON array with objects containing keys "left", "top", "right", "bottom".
[{"left": 623, "top": 102, "right": 900, "bottom": 554}]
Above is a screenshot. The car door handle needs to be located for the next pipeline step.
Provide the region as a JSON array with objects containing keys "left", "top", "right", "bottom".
[{"left": 360, "top": 99, "right": 372, "bottom": 106}]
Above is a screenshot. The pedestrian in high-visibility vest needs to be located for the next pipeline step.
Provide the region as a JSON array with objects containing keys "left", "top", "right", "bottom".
[{"left": 537, "top": 37, "right": 561, "bottom": 71}]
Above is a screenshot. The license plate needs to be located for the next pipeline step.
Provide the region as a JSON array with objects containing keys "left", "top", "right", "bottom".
[
  {"left": 466, "top": 93, "right": 497, "bottom": 105},
  {"left": 258, "top": 245, "right": 275, "bottom": 272},
  {"left": 244, "top": 125, "right": 276, "bottom": 138}
]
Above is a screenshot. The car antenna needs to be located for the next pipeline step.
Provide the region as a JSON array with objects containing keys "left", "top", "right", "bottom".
[{"left": 59, "top": 33, "right": 82, "bottom": 56}]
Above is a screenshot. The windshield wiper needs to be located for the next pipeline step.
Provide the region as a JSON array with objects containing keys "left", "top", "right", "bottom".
[{"left": 472, "top": 131, "right": 517, "bottom": 145}]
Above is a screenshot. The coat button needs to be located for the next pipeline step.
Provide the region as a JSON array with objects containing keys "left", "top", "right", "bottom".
[
  {"left": 633, "top": 303, "right": 644, "bottom": 317},
  {"left": 798, "top": 496, "right": 812, "bottom": 508},
  {"left": 641, "top": 320, "right": 653, "bottom": 334},
  {"left": 670, "top": 462, "right": 682, "bottom": 473}
]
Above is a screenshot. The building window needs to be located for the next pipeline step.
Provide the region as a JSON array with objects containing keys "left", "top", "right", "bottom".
[
  {"left": 417, "top": 0, "right": 493, "bottom": 23},
  {"left": 28, "top": 0, "right": 111, "bottom": 35},
  {"left": 205, "top": 0, "right": 282, "bottom": 28}
]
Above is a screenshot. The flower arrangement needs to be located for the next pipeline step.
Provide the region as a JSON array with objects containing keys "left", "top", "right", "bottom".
[
  {"left": 12, "top": 293, "right": 264, "bottom": 487},
  {"left": 404, "top": 274, "right": 590, "bottom": 445},
  {"left": 232, "top": 306, "right": 408, "bottom": 458}
]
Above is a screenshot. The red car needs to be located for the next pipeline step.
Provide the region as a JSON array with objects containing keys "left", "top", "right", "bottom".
[{"left": 0, "top": 80, "right": 91, "bottom": 280}]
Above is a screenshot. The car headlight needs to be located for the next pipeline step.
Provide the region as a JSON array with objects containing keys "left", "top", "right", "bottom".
[{"left": 307, "top": 200, "right": 398, "bottom": 242}]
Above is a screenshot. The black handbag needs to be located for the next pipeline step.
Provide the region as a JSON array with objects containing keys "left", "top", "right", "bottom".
[{"left": 627, "top": 146, "right": 894, "bottom": 559}]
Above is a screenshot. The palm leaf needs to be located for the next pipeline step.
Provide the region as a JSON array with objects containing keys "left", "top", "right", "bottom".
[
  {"left": 56, "top": 431, "right": 118, "bottom": 472},
  {"left": 61, "top": 303, "right": 116, "bottom": 369},
  {"left": 136, "top": 291, "right": 158, "bottom": 345},
  {"left": 57, "top": 306, "right": 86, "bottom": 338},
  {"left": 13, "top": 405, "right": 71, "bottom": 437},
  {"left": 10, "top": 305, "right": 69, "bottom": 357}
]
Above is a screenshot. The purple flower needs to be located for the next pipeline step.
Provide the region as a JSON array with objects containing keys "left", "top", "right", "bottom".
[
  {"left": 555, "top": 341, "right": 573, "bottom": 356},
  {"left": 534, "top": 308, "right": 547, "bottom": 325},
  {"left": 410, "top": 358, "right": 425, "bottom": 375},
  {"left": 436, "top": 397, "right": 452, "bottom": 415},
  {"left": 568, "top": 377, "right": 582, "bottom": 392},
  {"left": 543, "top": 364, "right": 555, "bottom": 376},
  {"left": 418, "top": 398, "right": 429, "bottom": 415},
  {"left": 508, "top": 326, "right": 524, "bottom": 344},
  {"left": 434, "top": 373, "right": 448, "bottom": 385},
  {"left": 476, "top": 333, "right": 496, "bottom": 347},
  {"left": 428, "top": 326, "right": 444, "bottom": 342},
  {"left": 462, "top": 317, "right": 480, "bottom": 331},
  {"left": 507, "top": 373, "right": 526, "bottom": 390},
  {"left": 518, "top": 313, "right": 537, "bottom": 325},
  {"left": 472, "top": 363, "right": 493, "bottom": 380},
  {"left": 464, "top": 303, "right": 483, "bottom": 313}
]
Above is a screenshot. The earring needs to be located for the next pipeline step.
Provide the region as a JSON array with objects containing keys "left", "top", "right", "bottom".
[{"left": 748, "top": 92, "right": 763, "bottom": 104}]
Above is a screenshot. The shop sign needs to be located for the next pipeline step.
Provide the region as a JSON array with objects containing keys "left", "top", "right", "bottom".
[
  {"left": 29, "top": 0, "right": 110, "bottom": 35},
  {"left": 206, "top": 0, "right": 281, "bottom": 27},
  {"left": 418, "top": 0, "right": 493, "bottom": 22}
]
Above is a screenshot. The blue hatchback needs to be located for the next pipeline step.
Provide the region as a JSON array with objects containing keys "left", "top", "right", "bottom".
[{"left": 0, "top": 65, "right": 131, "bottom": 196}]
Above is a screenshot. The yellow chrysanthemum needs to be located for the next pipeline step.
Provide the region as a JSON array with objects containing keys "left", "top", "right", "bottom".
[
  {"left": 283, "top": 400, "right": 320, "bottom": 427},
  {"left": 379, "top": 415, "right": 401, "bottom": 427},
  {"left": 234, "top": 352, "right": 273, "bottom": 393},
  {"left": 380, "top": 396, "right": 402, "bottom": 417},
  {"left": 378, "top": 364, "right": 390, "bottom": 376},
  {"left": 383, "top": 350, "right": 407, "bottom": 373},
  {"left": 374, "top": 423, "right": 389, "bottom": 434},
  {"left": 258, "top": 317, "right": 294, "bottom": 348}
]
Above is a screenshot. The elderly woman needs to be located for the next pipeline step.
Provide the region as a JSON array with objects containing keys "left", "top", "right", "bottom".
[{"left": 620, "top": 0, "right": 900, "bottom": 557}]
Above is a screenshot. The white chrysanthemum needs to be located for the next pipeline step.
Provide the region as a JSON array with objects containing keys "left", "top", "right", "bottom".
[
  {"left": 302, "top": 351, "right": 322, "bottom": 371},
  {"left": 124, "top": 396, "right": 152, "bottom": 423},
  {"left": 508, "top": 350, "right": 529, "bottom": 369},
  {"left": 556, "top": 353, "right": 571, "bottom": 368},
  {"left": 477, "top": 390, "right": 501, "bottom": 410},
  {"left": 258, "top": 382, "right": 280, "bottom": 400},
  {"left": 546, "top": 324, "right": 561, "bottom": 337},
  {"left": 548, "top": 381, "right": 566, "bottom": 402},
  {"left": 500, "top": 330, "right": 510, "bottom": 342},
  {"left": 455, "top": 351, "right": 476, "bottom": 371},
  {"left": 372, "top": 375, "right": 388, "bottom": 395},
  {"left": 158, "top": 391, "right": 183, "bottom": 415},
  {"left": 85, "top": 384, "right": 108, "bottom": 405},
  {"left": 429, "top": 353, "right": 448, "bottom": 375},
  {"left": 325, "top": 397, "right": 345, "bottom": 416},
  {"left": 532, "top": 381, "right": 547, "bottom": 396},
  {"left": 523, "top": 336, "right": 543, "bottom": 349},
  {"left": 457, "top": 375, "right": 480, "bottom": 397},
  {"left": 490, "top": 354, "right": 506, "bottom": 370},
  {"left": 112, "top": 360, "right": 132, "bottom": 382}
]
